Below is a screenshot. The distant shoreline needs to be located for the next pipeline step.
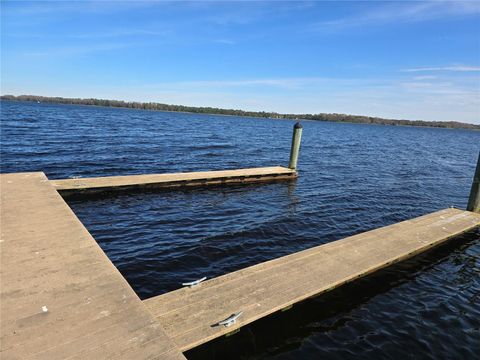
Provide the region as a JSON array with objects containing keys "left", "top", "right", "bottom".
[{"left": 1, "top": 94, "right": 479, "bottom": 130}]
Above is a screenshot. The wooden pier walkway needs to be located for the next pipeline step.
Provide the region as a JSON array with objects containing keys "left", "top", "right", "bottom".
[
  {"left": 144, "top": 208, "right": 480, "bottom": 352},
  {"left": 50, "top": 166, "right": 296, "bottom": 196},
  {"left": 1, "top": 169, "right": 479, "bottom": 358},
  {"left": 0, "top": 173, "right": 186, "bottom": 360}
]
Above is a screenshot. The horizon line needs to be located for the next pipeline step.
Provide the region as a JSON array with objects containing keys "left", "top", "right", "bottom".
[{"left": 1, "top": 93, "right": 479, "bottom": 127}]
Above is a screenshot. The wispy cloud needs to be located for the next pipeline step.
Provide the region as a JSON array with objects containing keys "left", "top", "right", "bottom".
[
  {"left": 7, "top": 28, "right": 171, "bottom": 40},
  {"left": 401, "top": 65, "right": 480, "bottom": 72},
  {"left": 2, "top": 0, "right": 160, "bottom": 17},
  {"left": 23, "top": 43, "right": 132, "bottom": 57},
  {"left": 125, "top": 72, "right": 479, "bottom": 122},
  {"left": 71, "top": 29, "right": 171, "bottom": 39},
  {"left": 313, "top": 1, "right": 480, "bottom": 31},
  {"left": 6, "top": 72, "right": 478, "bottom": 123},
  {"left": 412, "top": 75, "right": 438, "bottom": 80},
  {"left": 140, "top": 73, "right": 479, "bottom": 95},
  {"left": 213, "top": 39, "right": 236, "bottom": 45},
  {"left": 142, "top": 77, "right": 337, "bottom": 91}
]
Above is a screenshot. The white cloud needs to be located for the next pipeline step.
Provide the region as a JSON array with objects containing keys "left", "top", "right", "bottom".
[
  {"left": 412, "top": 75, "right": 438, "bottom": 80},
  {"left": 213, "top": 39, "right": 236, "bottom": 45},
  {"left": 71, "top": 29, "right": 171, "bottom": 39},
  {"left": 23, "top": 43, "right": 132, "bottom": 57},
  {"left": 401, "top": 65, "right": 480, "bottom": 72},
  {"left": 5, "top": 72, "right": 479, "bottom": 123},
  {"left": 2, "top": 0, "right": 160, "bottom": 16},
  {"left": 313, "top": 1, "right": 480, "bottom": 31},
  {"left": 104, "top": 73, "right": 478, "bottom": 123},
  {"left": 141, "top": 77, "right": 332, "bottom": 90}
]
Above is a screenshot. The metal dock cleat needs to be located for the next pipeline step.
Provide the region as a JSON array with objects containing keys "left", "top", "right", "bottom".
[
  {"left": 216, "top": 311, "right": 243, "bottom": 327},
  {"left": 181, "top": 276, "right": 207, "bottom": 287}
]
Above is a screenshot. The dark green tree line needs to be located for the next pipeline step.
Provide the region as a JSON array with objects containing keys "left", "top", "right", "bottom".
[{"left": 1, "top": 94, "right": 478, "bottom": 130}]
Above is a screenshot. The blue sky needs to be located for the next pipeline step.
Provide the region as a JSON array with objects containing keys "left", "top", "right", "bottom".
[{"left": 1, "top": 1, "right": 480, "bottom": 123}]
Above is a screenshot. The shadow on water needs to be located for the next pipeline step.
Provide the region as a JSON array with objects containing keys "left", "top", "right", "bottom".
[
  {"left": 185, "top": 231, "right": 479, "bottom": 360},
  {"left": 59, "top": 178, "right": 298, "bottom": 202}
]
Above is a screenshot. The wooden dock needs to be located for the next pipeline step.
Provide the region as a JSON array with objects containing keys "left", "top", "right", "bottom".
[
  {"left": 143, "top": 208, "right": 480, "bottom": 352},
  {"left": 1, "top": 170, "right": 479, "bottom": 358},
  {"left": 50, "top": 166, "right": 297, "bottom": 196},
  {"left": 0, "top": 172, "right": 186, "bottom": 359}
]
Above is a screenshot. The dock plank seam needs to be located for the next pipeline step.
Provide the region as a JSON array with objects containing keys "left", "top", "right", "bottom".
[
  {"left": 0, "top": 172, "right": 186, "bottom": 360},
  {"left": 144, "top": 208, "right": 480, "bottom": 351}
]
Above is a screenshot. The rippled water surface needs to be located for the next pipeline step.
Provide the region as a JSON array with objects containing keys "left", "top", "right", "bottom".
[{"left": 1, "top": 100, "right": 479, "bottom": 359}]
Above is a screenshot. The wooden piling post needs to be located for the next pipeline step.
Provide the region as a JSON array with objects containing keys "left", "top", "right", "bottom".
[
  {"left": 288, "top": 122, "right": 303, "bottom": 170},
  {"left": 467, "top": 151, "right": 480, "bottom": 213}
]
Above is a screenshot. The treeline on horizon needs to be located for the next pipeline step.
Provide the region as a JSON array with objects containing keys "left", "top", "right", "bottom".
[{"left": 2, "top": 94, "right": 479, "bottom": 130}]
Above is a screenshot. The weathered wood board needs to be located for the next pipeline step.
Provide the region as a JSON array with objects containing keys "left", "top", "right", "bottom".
[
  {"left": 144, "top": 208, "right": 480, "bottom": 352},
  {"left": 0, "top": 172, "right": 185, "bottom": 359},
  {"left": 50, "top": 166, "right": 297, "bottom": 195}
]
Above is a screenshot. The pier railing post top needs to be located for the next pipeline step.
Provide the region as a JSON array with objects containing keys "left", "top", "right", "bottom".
[{"left": 294, "top": 122, "right": 302, "bottom": 129}]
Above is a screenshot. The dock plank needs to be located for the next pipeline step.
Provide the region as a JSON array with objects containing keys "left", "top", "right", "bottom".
[
  {"left": 0, "top": 172, "right": 185, "bottom": 359},
  {"left": 49, "top": 166, "right": 296, "bottom": 193},
  {"left": 144, "top": 208, "right": 480, "bottom": 351}
]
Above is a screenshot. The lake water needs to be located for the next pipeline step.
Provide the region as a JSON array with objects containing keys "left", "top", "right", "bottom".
[{"left": 1, "top": 100, "right": 479, "bottom": 359}]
